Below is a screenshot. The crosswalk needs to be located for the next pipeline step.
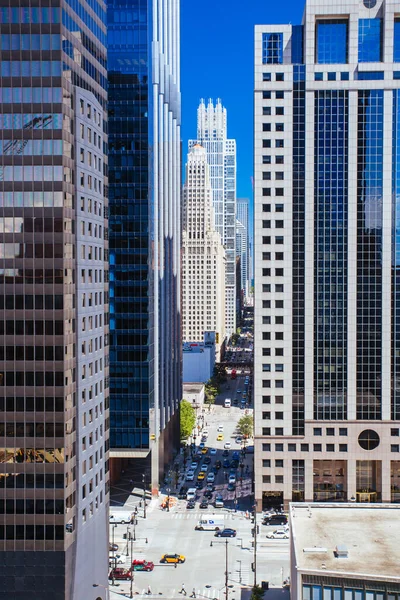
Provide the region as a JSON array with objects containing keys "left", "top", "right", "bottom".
[{"left": 168, "top": 511, "right": 238, "bottom": 520}]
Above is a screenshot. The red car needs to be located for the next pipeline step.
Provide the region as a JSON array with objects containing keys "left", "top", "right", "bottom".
[
  {"left": 132, "top": 560, "right": 154, "bottom": 572},
  {"left": 109, "top": 568, "right": 132, "bottom": 581}
]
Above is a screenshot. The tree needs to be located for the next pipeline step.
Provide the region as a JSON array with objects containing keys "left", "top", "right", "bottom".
[
  {"left": 250, "top": 585, "right": 265, "bottom": 600},
  {"left": 204, "top": 380, "right": 218, "bottom": 407},
  {"left": 180, "top": 399, "right": 196, "bottom": 440},
  {"left": 237, "top": 414, "right": 253, "bottom": 439}
]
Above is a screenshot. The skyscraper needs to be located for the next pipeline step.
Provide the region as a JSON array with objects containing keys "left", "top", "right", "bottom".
[
  {"left": 108, "top": 0, "right": 181, "bottom": 489},
  {"left": 0, "top": 1, "right": 109, "bottom": 598},
  {"left": 254, "top": 0, "right": 400, "bottom": 511},
  {"left": 182, "top": 145, "right": 226, "bottom": 359},
  {"left": 236, "top": 198, "right": 250, "bottom": 300},
  {"left": 189, "top": 99, "right": 237, "bottom": 338}
]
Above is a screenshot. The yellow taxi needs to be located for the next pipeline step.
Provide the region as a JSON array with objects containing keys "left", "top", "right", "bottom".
[
  {"left": 201, "top": 447, "right": 208, "bottom": 454},
  {"left": 160, "top": 554, "right": 185, "bottom": 564},
  {"left": 217, "top": 434, "right": 224, "bottom": 441},
  {"left": 197, "top": 471, "right": 206, "bottom": 480}
]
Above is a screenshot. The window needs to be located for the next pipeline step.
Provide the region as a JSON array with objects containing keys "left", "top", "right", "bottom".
[
  {"left": 315, "top": 72, "right": 323, "bottom": 81},
  {"left": 276, "top": 91, "right": 284, "bottom": 99},
  {"left": 262, "top": 444, "right": 271, "bottom": 451},
  {"left": 275, "top": 364, "right": 284, "bottom": 372},
  {"left": 314, "top": 428, "right": 322, "bottom": 436},
  {"left": 263, "top": 460, "right": 271, "bottom": 467},
  {"left": 263, "top": 140, "right": 271, "bottom": 148},
  {"left": 288, "top": 444, "right": 296, "bottom": 451},
  {"left": 341, "top": 72, "right": 349, "bottom": 80},
  {"left": 275, "top": 380, "right": 284, "bottom": 388},
  {"left": 339, "top": 444, "right": 348, "bottom": 452},
  {"left": 326, "top": 428, "right": 335, "bottom": 436},
  {"left": 262, "top": 475, "right": 271, "bottom": 483},
  {"left": 275, "top": 475, "right": 284, "bottom": 483},
  {"left": 263, "top": 107, "right": 271, "bottom": 115},
  {"left": 301, "top": 443, "right": 309, "bottom": 451},
  {"left": 263, "top": 155, "right": 271, "bottom": 164},
  {"left": 391, "top": 428, "right": 399, "bottom": 436},
  {"left": 276, "top": 172, "right": 284, "bottom": 180},
  {"left": 316, "top": 19, "right": 348, "bottom": 64},
  {"left": 262, "top": 411, "right": 271, "bottom": 419},
  {"left": 262, "top": 395, "right": 271, "bottom": 403},
  {"left": 326, "top": 444, "right": 335, "bottom": 452},
  {"left": 391, "top": 445, "right": 400, "bottom": 452},
  {"left": 262, "top": 32, "right": 283, "bottom": 64},
  {"left": 263, "top": 188, "right": 271, "bottom": 197},
  {"left": 275, "top": 412, "right": 284, "bottom": 419},
  {"left": 275, "top": 459, "right": 284, "bottom": 468},
  {"left": 395, "top": 19, "right": 400, "bottom": 62},
  {"left": 263, "top": 172, "right": 271, "bottom": 180},
  {"left": 276, "top": 73, "right": 284, "bottom": 82},
  {"left": 263, "top": 72, "right": 272, "bottom": 81},
  {"left": 276, "top": 236, "right": 284, "bottom": 244},
  {"left": 263, "top": 91, "right": 272, "bottom": 99},
  {"left": 276, "top": 107, "right": 284, "bottom": 115},
  {"left": 276, "top": 123, "right": 284, "bottom": 131},
  {"left": 327, "top": 72, "right": 336, "bottom": 81},
  {"left": 262, "top": 428, "right": 271, "bottom": 436},
  {"left": 276, "top": 155, "right": 284, "bottom": 164},
  {"left": 275, "top": 140, "right": 284, "bottom": 148},
  {"left": 263, "top": 204, "right": 271, "bottom": 212},
  {"left": 358, "top": 19, "right": 382, "bottom": 62},
  {"left": 276, "top": 204, "right": 284, "bottom": 212},
  {"left": 358, "top": 71, "right": 384, "bottom": 80},
  {"left": 275, "top": 427, "right": 284, "bottom": 435},
  {"left": 275, "top": 444, "right": 284, "bottom": 451},
  {"left": 313, "top": 444, "right": 322, "bottom": 452},
  {"left": 263, "top": 123, "right": 271, "bottom": 132}
]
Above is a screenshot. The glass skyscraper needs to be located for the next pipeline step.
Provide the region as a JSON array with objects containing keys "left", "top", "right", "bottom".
[
  {"left": 254, "top": 0, "right": 400, "bottom": 511},
  {"left": 0, "top": 1, "right": 109, "bottom": 599},
  {"left": 107, "top": 0, "right": 181, "bottom": 489}
]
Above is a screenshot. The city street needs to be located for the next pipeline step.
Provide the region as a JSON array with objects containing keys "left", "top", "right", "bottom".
[{"left": 109, "top": 374, "right": 290, "bottom": 599}]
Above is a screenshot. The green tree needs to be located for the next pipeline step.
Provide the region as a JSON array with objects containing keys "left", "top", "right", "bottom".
[
  {"left": 250, "top": 585, "right": 265, "bottom": 600},
  {"left": 204, "top": 379, "right": 218, "bottom": 407},
  {"left": 237, "top": 414, "right": 254, "bottom": 439},
  {"left": 180, "top": 399, "right": 196, "bottom": 440}
]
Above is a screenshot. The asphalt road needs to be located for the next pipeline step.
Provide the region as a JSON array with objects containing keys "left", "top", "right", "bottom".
[{"left": 109, "top": 380, "right": 290, "bottom": 599}]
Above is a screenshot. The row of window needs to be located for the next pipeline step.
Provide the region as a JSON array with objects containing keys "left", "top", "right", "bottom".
[
  {"left": 0, "top": 61, "right": 61, "bottom": 78},
  {"left": 0, "top": 294, "right": 65, "bottom": 310},
  {"left": 0, "top": 165, "right": 64, "bottom": 183},
  {"left": 261, "top": 441, "right": 400, "bottom": 453},
  {"left": 262, "top": 155, "right": 284, "bottom": 165},
  {"left": 0, "top": 423, "right": 64, "bottom": 437},
  {"left": 262, "top": 140, "right": 285, "bottom": 149},
  {"left": 0, "top": 191, "right": 66, "bottom": 209},
  {"left": 79, "top": 122, "right": 102, "bottom": 149},
  {"left": 0, "top": 346, "right": 64, "bottom": 361},
  {"left": 79, "top": 171, "right": 103, "bottom": 194}
]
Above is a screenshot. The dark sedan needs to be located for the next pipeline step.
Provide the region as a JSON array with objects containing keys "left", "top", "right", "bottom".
[{"left": 214, "top": 528, "right": 237, "bottom": 538}]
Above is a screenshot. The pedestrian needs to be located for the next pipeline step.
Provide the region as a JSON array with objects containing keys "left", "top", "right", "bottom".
[
  {"left": 190, "top": 588, "right": 196, "bottom": 598},
  {"left": 180, "top": 583, "right": 187, "bottom": 595},
  {"left": 147, "top": 585, "right": 152, "bottom": 595}
]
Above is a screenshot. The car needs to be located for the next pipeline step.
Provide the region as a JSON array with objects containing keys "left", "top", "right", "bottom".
[
  {"left": 237, "top": 389, "right": 241, "bottom": 394},
  {"left": 204, "top": 489, "right": 213, "bottom": 499},
  {"left": 206, "top": 482, "right": 215, "bottom": 492},
  {"left": 224, "top": 442, "right": 231, "bottom": 449},
  {"left": 131, "top": 560, "right": 155, "bottom": 572},
  {"left": 223, "top": 459, "right": 230, "bottom": 468},
  {"left": 227, "top": 482, "right": 236, "bottom": 491},
  {"left": 192, "top": 454, "right": 201, "bottom": 462},
  {"left": 263, "top": 514, "right": 288, "bottom": 526},
  {"left": 235, "top": 437, "right": 242, "bottom": 444},
  {"left": 228, "top": 475, "right": 236, "bottom": 484},
  {"left": 214, "top": 528, "right": 237, "bottom": 538},
  {"left": 186, "top": 471, "right": 195, "bottom": 481},
  {"left": 186, "top": 500, "right": 196, "bottom": 509},
  {"left": 203, "top": 456, "right": 211, "bottom": 464},
  {"left": 266, "top": 529, "right": 289, "bottom": 540},
  {"left": 109, "top": 543, "right": 119, "bottom": 552},
  {"left": 217, "top": 434, "right": 224, "bottom": 441},
  {"left": 203, "top": 430, "right": 209, "bottom": 437},
  {"left": 199, "top": 499, "right": 209, "bottom": 509},
  {"left": 160, "top": 554, "right": 185, "bottom": 564},
  {"left": 199, "top": 442, "right": 205, "bottom": 449},
  {"left": 178, "top": 486, "right": 188, "bottom": 499},
  {"left": 217, "top": 425, "right": 224, "bottom": 432},
  {"left": 211, "top": 466, "right": 218, "bottom": 475},
  {"left": 200, "top": 464, "right": 209, "bottom": 472},
  {"left": 201, "top": 435, "right": 207, "bottom": 442},
  {"left": 232, "top": 451, "right": 240, "bottom": 459},
  {"left": 195, "top": 480, "right": 204, "bottom": 489},
  {"left": 201, "top": 447, "right": 208, "bottom": 454},
  {"left": 109, "top": 568, "right": 132, "bottom": 581},
  {"left": 230, "top": 459, "right": 239, "bottom": 469},
  {"left": 222, "top": 450, "right": 229, "bottom": 457},
  {"left": 210, "top": 448, "right": 217, "bottom": 455},
  {"left": 197, "top": 471, "right": 206, "bottom": 480},
  {"left": 214, "top": 495, "right": 224, "bottom": 508},
  {"left": 215, "top": 460, "right": 222, "bottom": 469},
  {"left": 190, "top": 462, "right": 198, "bottom": 470},
  {"left": 207, "top": 473, "right": 215, "bottom": 483}
]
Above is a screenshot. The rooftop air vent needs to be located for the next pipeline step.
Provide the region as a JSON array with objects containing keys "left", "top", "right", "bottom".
[
  {"left": 335, "top": 545, "right": 349, "bottom": 558},
  {"left": 303, "top": 547, "right": 328, "bottom": 553}
]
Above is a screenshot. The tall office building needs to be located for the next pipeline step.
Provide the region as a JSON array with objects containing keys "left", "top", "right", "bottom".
[
  {"left": 108, "top": 0, "right": 181, "bottom": 489},
  {"left": 182, "top": 145, "right": 226, "bottom": 359},
  {"left": 236, "top": 198, "right": 250, "bottom": 300},
  {"left": 0, "top": 1, "right": 109, "bottom": 599},
  {"left": 189, "top": 99, "right": 237, "bottom": 338},
  {"left": 254, "top": 0, "right": 400, "bottom": 511}
]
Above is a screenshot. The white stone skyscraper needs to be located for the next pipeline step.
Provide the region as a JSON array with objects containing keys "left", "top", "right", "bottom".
[
  {"left": 182, "top": 145, "right": 226, "bottom": 359},
  {"left": 189, "top": 99, "right": 237, "bottom": 338},
  {"left": 236, "top": 198, "right": 250, "bottom": 300},
  {"left": 254, "top": 0, "right": 400, "bottom": 511}
]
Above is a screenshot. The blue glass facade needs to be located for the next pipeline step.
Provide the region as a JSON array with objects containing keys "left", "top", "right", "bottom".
[
  {"left": 316, "top": 20, "right": 348, "bottom": 64},
  {"left": 108, "top": 0, "right": 181, "bottom": 475},
  {"left": 108, "top": 1, "right": 151, "bottom": 450},
  {"left": 395, "top": 19, "right": 400, "bottom": 62},
  {"left": 314, "top": 91, "right": 348, "bottom": 420},
  {"left": 262, "top": 33, "right": 283, "bottom": 64},
  {"left": 291, "top": 26, "right": 304, "bottom": 64},
  {"left": 356, "top": 90, "right": 383, "bottom": 420},
  {"left": 392, "top": 89, "right": 400, "bottom": 420},
  {"left": 358, "top": 19, "right": 382, "bottom": 62}
]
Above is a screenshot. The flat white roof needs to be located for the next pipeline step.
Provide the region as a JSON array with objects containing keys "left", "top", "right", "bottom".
[{"left": 290, "top": 503, "right": 400, "bottom": 582}]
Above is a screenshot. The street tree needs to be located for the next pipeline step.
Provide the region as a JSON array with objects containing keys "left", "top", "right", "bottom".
[
  {"left": 237, "top": 414, "right": 253, "bottom": 439},
  {"left": 250, "top": 584, "right": 265, "bottom": 600},
  {"left": 180, "top": 399, "right": 196, "bottom": 440}
]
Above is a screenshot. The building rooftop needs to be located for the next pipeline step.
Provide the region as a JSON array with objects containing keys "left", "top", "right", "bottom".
[
  {"left": 182, "top": 383, "right": 204, "bottom": 394},
  {"left": 290, "top": 503, "right": 400, "bottom": 582}
]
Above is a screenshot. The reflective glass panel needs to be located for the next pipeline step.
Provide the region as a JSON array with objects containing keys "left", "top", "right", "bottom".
[
  {"left": 358, "top": 19, "right": 382, "bottom": 62},
  {"left": 316, "top": 20, "right": 348, "bottom": 64}
]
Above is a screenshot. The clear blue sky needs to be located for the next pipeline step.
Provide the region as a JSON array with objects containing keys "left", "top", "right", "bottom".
[{"left": 181, "top": 0, "right": 304, "bottom": 235}]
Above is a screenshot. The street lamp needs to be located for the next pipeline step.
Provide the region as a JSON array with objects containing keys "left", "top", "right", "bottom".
[{"left": 142, "top": 474, "right": 147, "bottom": 519}]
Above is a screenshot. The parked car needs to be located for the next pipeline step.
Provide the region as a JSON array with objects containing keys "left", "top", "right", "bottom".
[
  {"left": 214, "top": 495, "right": 224, "bottom": 508},
  {"left": 160, "top": 554, "right": 185, "bottom": 564},
  {"left": 266, "top": 529, "right": 289, "bottom": 540},
  {"left": 131, "top": 560, "right": 155, "bottom": 571},
  {"left": 263, "top": 514, "right": 288, "bottom": 526},
  {"left": 214, "top": 528, "right": 237, "bottom": 538},
  {"left": 109, "top": 568, "right": 132, "bottom": 581}
]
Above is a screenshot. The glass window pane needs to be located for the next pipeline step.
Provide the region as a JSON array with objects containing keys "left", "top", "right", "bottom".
[
  {"left": 394, "top": 19, "right": 400, "bottom": 62},
  {"left": 262, "top": 33, "right": 283, "bottom": 64},
  {"left": 359, "top": 19, "right": 382, "bottom": 62},
  {"left": 324, "top": 589, "right": 332, "bottom": 600},
  {"left": 316, "top": 20, "right": 348, "bottom": 64},
  {"left": 303, "top": 587, "right": 311, "bottom": 600},
  {"left": 313, "top": 586, "right": 322, "bottom": 600}
]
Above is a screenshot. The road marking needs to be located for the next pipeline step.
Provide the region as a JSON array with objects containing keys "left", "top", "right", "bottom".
[{"left": 134, "top": 589, "right": 221, "bottom": 599}]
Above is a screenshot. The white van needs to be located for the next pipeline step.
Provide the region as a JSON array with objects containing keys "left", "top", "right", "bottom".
[
  {"left": 186, "top": 488, "right": 197, "bottom": 501},
  {"left": 224, "top": 398, "right": 231, "bottom": 408},
  {"left": 109, "top": 511, "right": 133, "bottom": 524},
  {"left": 195, "top": 515, "right": 225, "bottom": 531}
]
